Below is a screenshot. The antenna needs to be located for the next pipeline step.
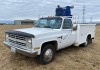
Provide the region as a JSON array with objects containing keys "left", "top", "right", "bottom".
[{"left": 83, "top": 5, "right": 85, "bottom": 23}]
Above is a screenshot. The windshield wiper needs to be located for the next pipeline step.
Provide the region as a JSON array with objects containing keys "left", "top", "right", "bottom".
[
  {"left": 35, "top": 25, "right": 53, "bottom": 29},
  {"left": 44, "top": 26, "right": 53, "bottom": 29},
  {"left": 35, "top": 25, "right": 41, "bottom": 28}
]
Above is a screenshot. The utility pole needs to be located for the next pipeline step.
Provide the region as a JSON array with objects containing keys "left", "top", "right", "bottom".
[
  {"left": 83, "top": 5, "right": 86, "bottom": 23},
  {"left": 90, "top": 17, "right": 93, "bottom": 23},
  {"left": 75, "top": 14, "right": 76, "bottom": 23},
  {"left": 38, "top": 14, "right": 40, "bottom": 18},
  {"left": 77, "top": 14, "right": 79, "bottom": 23}
]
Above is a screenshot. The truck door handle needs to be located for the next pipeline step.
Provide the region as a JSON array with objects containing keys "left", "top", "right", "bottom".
[{"left": 58, "top": 36, "right": 62, "bottom": 39}]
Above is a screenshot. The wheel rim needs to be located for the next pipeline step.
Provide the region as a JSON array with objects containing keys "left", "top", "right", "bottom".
[
  {"left": 86, "top": 41, "right": 88, "bottom": 46},
  {"left": 85, "top": 38, "right": 88, "bottom": 46},
  {"left": 86, "top": 37, "right": 89, "bottom": 45},
  {"left": 44, "top": 49, "right": 53, "bottom": 61}
]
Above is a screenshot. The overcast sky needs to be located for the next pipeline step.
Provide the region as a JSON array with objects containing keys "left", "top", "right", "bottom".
[{"left": 0, "top": 0, "right": 100, "bottom": 22}]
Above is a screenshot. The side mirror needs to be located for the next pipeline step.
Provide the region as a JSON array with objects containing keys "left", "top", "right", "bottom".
[{"left": 73, "top": 24, "right": 77, "bottom": 31}]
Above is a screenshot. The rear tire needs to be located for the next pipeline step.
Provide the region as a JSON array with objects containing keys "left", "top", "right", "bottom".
[
  {"left": 80, "top": 42, "right": 87, "bottom": 47},
  {"left": 88, "top": 36, "right": 92, "bottom": 44},
  {"left": 39, "top": 44, "right": 55, "bottom": 65},
  {"left": 80, "top": 35, "right": 93, "bottom": 47}
]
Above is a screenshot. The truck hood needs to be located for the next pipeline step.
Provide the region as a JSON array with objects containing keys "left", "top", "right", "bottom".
[{"left": 15, "top": 27, "right": 58, "bottom": 36}]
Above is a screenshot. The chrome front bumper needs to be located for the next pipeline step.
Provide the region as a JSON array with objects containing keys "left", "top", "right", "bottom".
[{"left": 3, "top": 41, "right": 37, "bottom": 57}]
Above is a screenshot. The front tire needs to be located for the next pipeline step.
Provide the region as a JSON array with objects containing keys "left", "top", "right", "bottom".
[{"left": 39, "top": 44, "right": 55, "bottom": 65}]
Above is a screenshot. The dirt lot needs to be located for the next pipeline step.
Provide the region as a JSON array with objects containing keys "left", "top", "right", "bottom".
[{"left": 0, "top": 25, "right": 100, "bottom": 70}]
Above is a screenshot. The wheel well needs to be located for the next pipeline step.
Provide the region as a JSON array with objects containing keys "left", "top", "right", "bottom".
[
  {"left": 87, "top": 34, "right": 91, "bottom": 39},
  {"left": 41, "top": 41, "right": 58, "bottom": 52}
]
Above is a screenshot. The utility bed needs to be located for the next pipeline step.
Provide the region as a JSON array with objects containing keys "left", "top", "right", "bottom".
[{"left": 74, "top": 24, "right": 96, "bottom": 46}]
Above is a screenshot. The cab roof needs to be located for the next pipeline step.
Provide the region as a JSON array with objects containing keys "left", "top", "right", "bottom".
[{"left": 41, "top": 16, "right": 72, "bottom": 19}]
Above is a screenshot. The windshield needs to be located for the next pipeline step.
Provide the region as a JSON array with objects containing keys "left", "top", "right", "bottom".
[{"left": 35, "top": 18, "right": 62, "bottom": 29}]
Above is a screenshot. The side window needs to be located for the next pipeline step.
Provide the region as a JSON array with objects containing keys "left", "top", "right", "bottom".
[{"left": 63, "top": 19, "right": 72, "bottom": 29}]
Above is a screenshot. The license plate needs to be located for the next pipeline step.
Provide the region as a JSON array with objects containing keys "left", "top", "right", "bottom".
[{"left": 11, "top": 47, "right": 16, "bottom": 53}]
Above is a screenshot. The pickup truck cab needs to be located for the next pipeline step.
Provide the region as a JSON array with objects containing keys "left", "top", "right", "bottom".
[{"left": 3, "top": 16, "right": 96, "bottom": 64}]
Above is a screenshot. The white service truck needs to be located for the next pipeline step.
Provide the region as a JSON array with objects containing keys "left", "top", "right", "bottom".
[{"left": 4, "top": 16, "right": 96, "bottom": 64}]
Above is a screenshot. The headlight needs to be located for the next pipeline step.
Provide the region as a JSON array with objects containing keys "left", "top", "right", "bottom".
[
  {"left": 27, "top": 38, "right": 32, "bottom": 49},
  {"left": 27, "top": 38, "right": 32, "bottom": 43}
]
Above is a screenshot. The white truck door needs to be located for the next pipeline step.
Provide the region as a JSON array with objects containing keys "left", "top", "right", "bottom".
[{"left": 60, "top": 19, "right": 76, "bottom": 49}]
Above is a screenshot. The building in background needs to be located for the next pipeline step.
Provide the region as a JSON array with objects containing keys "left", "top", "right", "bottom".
[
  {"left": 14, "top": 19, "right": 35, "bottom": 25},
  {"left": 0, "top": 23, "right": 5, "bottom": 25}
]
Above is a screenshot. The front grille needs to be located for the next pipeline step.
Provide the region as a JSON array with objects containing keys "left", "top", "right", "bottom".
[
  {"left": 7, "top": 33, "right": 32, "bottom": 49},
  {"left": 9, "top": 39, "right": 26, "bottom": 46},
  {"left": 9, "top": 33, "right": 26, "bottom": 41}
]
